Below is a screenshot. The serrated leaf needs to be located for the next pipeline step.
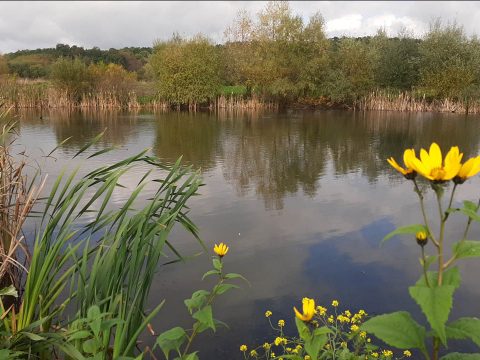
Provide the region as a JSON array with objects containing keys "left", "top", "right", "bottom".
[
  {"left": 295, "top": 317, "right": 311, "bottom": 341},
  {"left": 193, "top": 305, "right": 215, "bottom": 332},
  {"left": 416, "top": 267, "right": 461, "bottom": 290},
  {"left": 441, "top": 353, "right": 480, "bottom": 360},
  {"left": 453, "top": 241, "right": 480, "bottom": 260},
  {"left": 184, "top": 290, "right": 209, "bottom": 314},
  {"left": 156, "top": 327, "right": 187, "bottom": 359},
  {"left": 446, "top": 317, "right": 480, "bottom": 347},
  {"left": 213, "top": 283, "right": 239, "bottom": 295},
  {"left": 361, "top": 311, "right": 427, "bottom": 353},
  {"left": 382, "top": 224, "right": 427, "bottom": 244},
  {"left": 304, "top": 327, "right": 330, "bottom": 359},
  {"left": 409, "top": 284, "right": 455, "bottom": 345}
]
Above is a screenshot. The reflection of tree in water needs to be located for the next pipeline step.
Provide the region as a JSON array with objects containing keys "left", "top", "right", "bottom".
[
  {"left": 221, "top": 110, "right": 480, "bottom": 210},
  {"left": 19, "top": 109, "right": 145, "bottom": 150},
  {"left": 221, "top": 112, "right": 329, "bottom": 210},
  {"left": 153, "top": 111, "right": 220, "bottom": 171}
]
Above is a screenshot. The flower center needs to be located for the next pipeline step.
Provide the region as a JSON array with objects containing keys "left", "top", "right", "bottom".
[{"left": 431, "top": 167, "right": 446, "bottom": 180}]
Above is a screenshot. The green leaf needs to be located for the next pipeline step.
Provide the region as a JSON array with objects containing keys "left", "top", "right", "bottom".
[
  {"left": 192, "top": 305, "right": 215, "bottom": 332},
  {"left": 361, "top": 311, "right": 427, "bottom": 353},
  {"left": 201, "top": 270, "right": 219, "bottom": 280},
  {"left": 382, "top": 224, "right": 427, "bottom": 244},
  {"left": 453, "top": 241, "right": 480, "bottom": 260},
  {"left": 295, "top": 317, "right": 311, "bottom": 341},
  {"left": 441, "top": 354, "right": 480, "bottom": 360},
  {"left": 156, "top": 327, "right": 187, "bottom": 359},
  {"left": 212, "top": 258, "right": 222, "bottom": 271},
  {"left": 459, "top": 207, "right": 480, "bottom": 223},
  {"left": 420, "top": 255, "right": 438, "bottom": 270},
  {"left": 304, "top": 330, "right": 329, "bottom": 359},
  {"left": 22, "top": 332, "right": 46, "bottom": 341},
  {"left": 409, "top": 284, "right": 455, "bottom": 345},
  {"left": 213, "top": 283, "right": 239, "bottom": 295},
  {"left": 224, "top": 273, "right": 249, "bottom": 284},
  {"left": 68, "top": 330, "right": 92, "bottom": 341},
  {"left": 0, "top": 285, "right": 18, "bottom": 297},
  {"left": 82, "top": 338, "right": 100, "bottom": 354},
  {"left": 416, "top": 267, "right": 461, "bottom": 290},
  {"left": 184, "top": 290, "right": 209, "bottom": 314},
  {"left": 464, "top": 200, "right": 478, "bottom": 212},
  {"left": 446, "top": 317, "right": 480, "bottom": 347},
  {"left": 182, "top": 352, "right": 199, "bottom": 360}
]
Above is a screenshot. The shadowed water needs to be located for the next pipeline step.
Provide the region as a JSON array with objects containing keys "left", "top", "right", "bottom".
[{"left": 12, "top": 108, "right": 480, "bottom": 358}]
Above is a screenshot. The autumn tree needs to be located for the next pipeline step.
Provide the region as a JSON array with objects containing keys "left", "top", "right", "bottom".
[{"left": 149, "top": 34, "right": 221, "bottom": 108}]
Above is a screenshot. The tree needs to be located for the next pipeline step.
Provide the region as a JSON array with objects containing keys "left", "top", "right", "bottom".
[
  {"left": 50, "top": 57, "right": 91, "bottom": 101},
  {"left": 149, "top": 34, "right": 221, "bottom": 107},
  {"left": 419, "top": 19, "right": 480, "bottom": 99}
]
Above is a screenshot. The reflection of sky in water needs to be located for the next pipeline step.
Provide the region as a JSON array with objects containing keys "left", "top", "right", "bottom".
[{"left": 11, "top": 109, "right": 480, "bottom": 358}]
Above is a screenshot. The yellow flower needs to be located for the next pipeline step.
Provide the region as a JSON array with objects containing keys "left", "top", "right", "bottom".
[
  {"left": 265, "top": 310, "right": 272, "bottom": 318},
  {"left": 304, "top": 356, "right": 311, "bottom": 360},
  {"left": 316, "top": 306, "right": 327, "bottom": 316},
  {"left": 341, "top": 341, "right": 347, "bottom": 348},
  {"left": 274, "top": 337, "right": 287, "bottom": 346},
  {"left": 278, "top": 319, "right": 285, "bottom": 327},
  {"left": 455, "top": 155, "right": 480, "bottom": 183},
  {"left": 328, "top": 315, "right": 334, "bottom": 323},
  {"left": 332, "top": 300, "right": 339, "bottom": 307},
  {"left": 387, "top": 149, "right": 417, "bottom": 179},
  {"left": 403, "top": 350, "right": 412, "bottom": 357},
  {"left": 240, "top": 344, "right": 247, "bottom": 352},
  {"left": 214, "top": 242, "right": 229, "bottom": 257},
  {"left": 408, "top": 143, "right": 463, "bottom": 182},
  {"left": 371, "top": 352, "right": 379, "bottom": 358},
  {"left": 294, "top": 297, "right": 316, "bottom": 322},
  {"left": 250, "top": 350, "right": 258, "bottom": 357},
  {"left": 263, "top": 343, "right": 271, "bottom": 350},
  {"left": 382, "top": 350, "right": 393, "bottom": 357},
  {"left": 350, "top": 324, "right": 359, "bottom": 332},
  {"left": 270, "top": 352, "right": 275, "bottom": 358}
]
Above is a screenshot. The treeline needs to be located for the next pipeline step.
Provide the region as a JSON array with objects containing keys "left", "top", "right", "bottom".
[{"left": 1, "top": 0, "right": 480, "bottom": 112}]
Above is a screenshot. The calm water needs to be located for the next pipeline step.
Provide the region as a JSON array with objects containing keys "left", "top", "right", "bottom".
[{"left": 12, "top": 109, "right": 480, "bottom": 357}]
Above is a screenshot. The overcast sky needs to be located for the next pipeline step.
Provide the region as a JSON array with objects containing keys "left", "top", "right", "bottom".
[{"left": 0, "top": 1, "right": 478, "bottom": 53}]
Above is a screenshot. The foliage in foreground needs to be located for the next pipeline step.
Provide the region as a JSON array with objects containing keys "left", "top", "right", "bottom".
[{"left": 0, "top": 109, "right": 243, "bottom": 359}]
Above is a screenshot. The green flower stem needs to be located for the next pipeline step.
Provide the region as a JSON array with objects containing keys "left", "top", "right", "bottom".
[
  {"left": 443, "top": 183, "right": 457, "bottom": 222},
  {"left": 421, "top": 245, "right": 431, "bottom": 287},
  {"left": 434, "top": 186, "right": 445, "bottom": 286},
  {"left": 182, "top": 258, "right": 224, "bottom": 357},
  {"left": 413, "top": 179, "right": 439, "bottom": 248}
]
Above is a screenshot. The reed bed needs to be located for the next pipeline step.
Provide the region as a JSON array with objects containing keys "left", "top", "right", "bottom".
[
  {"left": 216, "top": 94, "right": 279, "bottom": 111},
  {"left": 360, "top": 90, "right": 480, "bottom": 114}
]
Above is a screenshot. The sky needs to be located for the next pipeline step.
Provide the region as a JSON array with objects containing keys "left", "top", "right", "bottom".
[{"left": 0, "top": 1, "right": 479, "bottom": 53}]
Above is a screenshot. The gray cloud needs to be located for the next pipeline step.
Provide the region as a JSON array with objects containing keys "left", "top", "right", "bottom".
[{"left": 0, "top": 1, "right": 479, "bottom": 53}]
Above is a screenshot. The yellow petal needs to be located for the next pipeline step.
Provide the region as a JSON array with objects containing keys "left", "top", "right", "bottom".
[
  {"left": 294, "top": 306, "right": 307, "bottom": 321},
  {"left": 459, "top": 157, "right": 476, "bottom": 178},
  {"left": 428, "top": 143, "right": 442, "bottom": 169},
  {"left": 468, "top": 156, "right": 480, "bottom": 177},
  {"left": 387, "top": 157, "right": 407, "bottom": 175},
  {"left": 445, "top": 146, "right": 462, "bottom": 168},
  {"left": 420, "top": 149, "right": 432, "bottom": 172},
  {"left": 410, "top": 157, "right": 433, "bottom": 180},
  {"left": 403, "top": 149, "right": 416, "bottom": 170}
]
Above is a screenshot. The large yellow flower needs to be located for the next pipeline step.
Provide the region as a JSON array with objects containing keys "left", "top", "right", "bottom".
[
  {"left": 213, "top": 242, "right": 229, "bottom": 257},
  {"left": 293, "top": 297, "right": 316, "bottom": 322},
  {"left": 387, "top": 149, "right": 417, "bottom": 179},
  {"left": 455, "top": 155, "right": 480, "bottom": 183},
  {"left": 409, "top": 143, "right": 463, "bottom": 182}
]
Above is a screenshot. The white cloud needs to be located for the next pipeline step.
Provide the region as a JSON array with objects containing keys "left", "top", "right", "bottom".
[{"left": 0, "top": 1, "right": 479, "bottom": 52}]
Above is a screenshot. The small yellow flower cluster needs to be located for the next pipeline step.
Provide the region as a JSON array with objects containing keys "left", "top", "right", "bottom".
[
  {"left": 332, "top": 300, "right": 339, "bottom": 307},
  {"left": 277, "top": 319, "right": 285, "bottom": 327},
  {"left": 382, "top": 349, "right": 394, "bottom": 357},
  {"left": 249, "top": 349, "right": 258, "bottom": 357},
  {"left": 350, "top": 324, "right": 359, "bottom": 332},
  {"left": 403, "top": 350, "right": 412, "bottom": 357},
  {"left": 337, "top": 314, "right": 350, "bottom": 323},
  {"left": 316, "top": 305, "right": 327, "bottom": 315},
  {"left": 262, "top": 342, "right": 271, "bottom": 350},
  {"left": 265, "top": 310, "right": 272, "bottom": 318},
  {"left": 274, "top": 337, "right": 287, "bottom": 346},
  {"left": 240, "top": 344, "right": 248, "bottom": 352}
]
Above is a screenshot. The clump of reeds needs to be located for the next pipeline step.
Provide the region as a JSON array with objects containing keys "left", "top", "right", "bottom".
[
  {"left": 0, "top": 107, "right": 44, "bottom": 292},
  {"left": 216, "top": 94, "right": 279, "bottom": 111}
]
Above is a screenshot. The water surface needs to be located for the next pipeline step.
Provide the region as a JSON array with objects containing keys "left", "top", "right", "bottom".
[{"left": 13, "top": 109, "right": 480, "bottom": 357}]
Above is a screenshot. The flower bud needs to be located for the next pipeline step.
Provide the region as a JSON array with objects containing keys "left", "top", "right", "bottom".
[{"left": 416, "top": 231, "right": 428, "bottom": 247}]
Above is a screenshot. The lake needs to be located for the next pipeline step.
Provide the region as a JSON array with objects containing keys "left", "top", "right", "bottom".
[{"left": 12, "top": 108, "right": 480, "bottom": 358}]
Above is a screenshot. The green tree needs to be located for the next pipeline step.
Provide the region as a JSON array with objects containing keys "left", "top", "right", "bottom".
[
  {"left": 419, "top": 20, "right": 480, "bottom": 99},
  {"left": 50, "top": 57, "right": 91, "bottom": 101},
  {"left": 149, "top": 34, "right": 221, "bottom": 108}
]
